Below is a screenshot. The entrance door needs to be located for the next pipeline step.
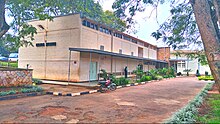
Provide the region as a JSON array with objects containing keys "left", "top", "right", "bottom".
[{"left": 89, "top": 62, "right": 97, "bottom": 80}]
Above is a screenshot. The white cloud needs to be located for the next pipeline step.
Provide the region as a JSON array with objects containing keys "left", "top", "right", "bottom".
[{"left": 97, "top": 0, "right": 171, "bottom": 47}]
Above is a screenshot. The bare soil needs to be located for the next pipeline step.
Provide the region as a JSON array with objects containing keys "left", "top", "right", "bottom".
[{"left": 0, "top": 77, "right": 208, "bottom": 123}]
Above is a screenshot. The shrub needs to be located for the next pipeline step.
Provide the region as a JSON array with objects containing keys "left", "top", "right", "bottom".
[
  {"left": 155, "top": 75, "right": 163, "bottom": 80},
  {"left": 196, "top": 70, "right": 200, "bottom": 77},
  {"left": 205, "top": 71, "right": 209, "bottom": 76},
  {"left": 198, "top": 76, "right": 214, "bottom": 81},
  {"left": 100, "top": 69, "right": 108, "bottom": 80},
  {"left": 133, "top": 66, "right": 144, "bottom": 80},
  {"left": 177, "top": 72, "right": 182, "bottom": 76},
  {"left": 114, "top": 77, "right": 130, "bottom": 86},
  {"left": 32, "top": 78, "right": 42, "bottom": 85},
  {"left": 21, "top": 86, "right": 43, "bottom": 93},
  {"left": 140, "top": 75, "right": 152, "bottom": 82},
  {"left": 0, "top": 90, "right": 16, "bottom": 96}
]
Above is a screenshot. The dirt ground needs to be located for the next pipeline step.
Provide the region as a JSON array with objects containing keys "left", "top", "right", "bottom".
[{"left": 0, "top": 77, "right": 208, "bottom": 123}]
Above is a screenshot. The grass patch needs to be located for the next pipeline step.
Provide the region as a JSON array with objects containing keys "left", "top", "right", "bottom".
[
  {"left": 0, "top": 85, "right": 43, "bottom": 97},
  {"left": 197, "top": 94, "right": 220, "bottom": 123},
  {"left": 0, "top": 61, "right": 18, "bottom": 68}
]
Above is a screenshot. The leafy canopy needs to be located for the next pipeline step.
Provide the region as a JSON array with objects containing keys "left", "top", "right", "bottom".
[{"left": 1, "top": 0, "right": 126, "bottom": 54}]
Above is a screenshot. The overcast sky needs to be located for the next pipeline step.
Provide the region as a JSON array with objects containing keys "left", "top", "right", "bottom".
[{"left": 98, "top": 0, "right": 172, "bottom": 47}]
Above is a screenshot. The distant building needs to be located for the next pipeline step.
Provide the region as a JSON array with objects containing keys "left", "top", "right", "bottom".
[
  {"left": 19, "top": 14, "right": 169, "bottom": 82},
  {"left": 170, "top": 50, "right": 211, "bottom": 75}
]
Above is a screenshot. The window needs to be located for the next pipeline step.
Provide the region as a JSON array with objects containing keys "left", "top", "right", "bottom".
[
  {"left": 46, "top": 42, "right": 56, "bottom": 46},
  {"left": 182, "top": 62, "right": 186, "bottom": 68},
  {"left": 119, "top": 49, "right": 122, "bottom": 54},
  {"left": 36, "top": 43, "right": 45, "bottom": 47},
  {"left": 132, "top": 39, "right": 137, "bottom": 44},
  {"left": 100, "top": 45, "right": 104, "bottom": 51},
  {"left": 177, "top": 61, "right": 186, "bottom": 68},
  {"left": 99, "top": 26, "right": 103, "bottom": 32},
  {"left": 82, "top": 20, "right": 86, "bottom": 26},
  {"left": 90, "top": 23, "right": 94, "bottom": 29},
  {"left": 114, "top": 33, "right": 122, "bottom": 39},
  {"left": 86, "top": 21, "right": 90, "bottom": 27}
]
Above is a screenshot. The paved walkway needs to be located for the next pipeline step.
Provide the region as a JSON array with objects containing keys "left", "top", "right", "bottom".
[
  {"left": 0, "top": 77, "right": 207, "bottom": 123},
  {"left": 41, "top": 80, "right": 98, "bottom": 87}
]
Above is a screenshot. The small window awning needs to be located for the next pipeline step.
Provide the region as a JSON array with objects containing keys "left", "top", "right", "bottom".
[{"left": 69, "top": 48, "right": 167, "bottom": 63}]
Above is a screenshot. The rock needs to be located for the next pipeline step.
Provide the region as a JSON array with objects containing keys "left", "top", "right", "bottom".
[
  {"left": 51, "top": 115, "right": 67, "bottom": 121},
  {"left": 66, "top": 119, "right": 79, "bottom": 123}
]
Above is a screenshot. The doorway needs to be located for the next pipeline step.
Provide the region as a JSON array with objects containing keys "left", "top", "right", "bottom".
[{"left": 90, "top": 62, "right": 97, "bottom": 80}]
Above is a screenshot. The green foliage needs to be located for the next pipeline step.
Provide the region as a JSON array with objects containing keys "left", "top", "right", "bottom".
[
  {"left": 100, "top": 69, "right": 108, "bottom": 80},
  {"left": 205, "top": 71, "right": 209, "bottom": 76},
  {"left": 20, "top": 86, "right": 43, "bottom": 93},
  {"left": 0, "top": 90, "right": 16, "bottom": 96},
  {"left": 32, "top": 78, "right": 42, "bottom": 84},
  {"left": 165, "top": 83, "right": 214, "bottom": 123},
  {"left": 196, "top": 94, "right": 220, "bottom": 123},
  {"left": 114, "top": 77, "right": 130, "bottom": 86},
  {"left": 0, "top": 85, "right": 43, "bottom": 97},
  {"left": 2, "top": 0, "right": 126, "bottom": 49},
  {"left": 198, "top": 76, "right": 214, "bottom": 81},
  {"left": 0, "top": 61, "right": 18, "bottom": 68},
  {"left": 155, "top": 75, "right": 163, "bottom": 80},
  {"left": 133, "top": 66, "right": 144, "bottom": 80},
  {"left": 140, "top": 75, "right": 152, "bottom": 82}
]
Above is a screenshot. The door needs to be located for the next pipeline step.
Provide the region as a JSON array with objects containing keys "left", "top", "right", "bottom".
[{"left": 90, "top": 62, "right": 97, "bottom": 80}]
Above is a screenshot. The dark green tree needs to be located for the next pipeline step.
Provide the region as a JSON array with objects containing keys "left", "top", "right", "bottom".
[{"left": 0, "top": 0, "right": 126, "bottom": 49}]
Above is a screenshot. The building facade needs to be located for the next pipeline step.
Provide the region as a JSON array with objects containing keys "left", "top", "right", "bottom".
[
  {"left": 19, "top": 14, "right": 168, "bottom": 82},
  {"left": 170, "top": 50, "right": 211, "bottom": 75}
]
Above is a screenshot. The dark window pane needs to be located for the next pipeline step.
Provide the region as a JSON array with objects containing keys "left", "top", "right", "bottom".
[
  {"left": 82, "top": 20, "right": 86, "bottom": 26},
  {"left": 36, "top": 43, "right": 45, "bottom": 47},
  {"left": 46, "top": 42, "right": 56, "bottom": 46}
]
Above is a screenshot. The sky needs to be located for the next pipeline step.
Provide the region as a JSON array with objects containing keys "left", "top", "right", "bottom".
[{"left": 97, "top": 0, "right": 172, "bottom": 47}]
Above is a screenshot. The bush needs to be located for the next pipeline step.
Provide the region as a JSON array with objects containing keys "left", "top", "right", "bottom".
[
  {"left": 177, "top": 72, "right": 182, "bottom": 76},
  {"left": 20, "top": 86, "right": 43, "bottom": 93},
  {"left": 196, "top": 70, "right": 200, "bottom": 77},
  {"left": 0, "top": 90, "right": 16, "bottom": 96},
  {"left": 205, "top": 71, "right": 209, "bottom": 76},
  {"left": 140, "top": 75, "right": 152, "bottom": 82},
  {"left": 114, "top": 77, "right": 130, "bottom": 86},
  {"left": 32, "top": 78, "right": 42, "bottom": 85},
  {"left": 100, "top": 69, "right": 108, "bottom": 80},
  {"left": 155, "top": 75, "right": 163, "bottom": 80},
  {"left": 133, "top": 66, "right": 144, "bottom": 80},
  {"left": 198, "top": 76, "right": 214, "bottom": 81}
]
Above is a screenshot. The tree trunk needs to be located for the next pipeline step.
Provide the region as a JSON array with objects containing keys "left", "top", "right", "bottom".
[
  {"left": 0, "top": 0, "right": 9, "bottom": 38},
  {"left": 191, "top": 0, "right": 220, "bottom": 92}
]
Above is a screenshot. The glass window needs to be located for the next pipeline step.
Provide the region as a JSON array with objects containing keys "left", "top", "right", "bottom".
[
  {"left": 82, "top": 20, "right": 86, "bottom": 26},
  {"left": 90, "top": 23, "right": 94, "bottom": 29},
  {"left": 100, "top": 45, "right": 104, "bottom": 51},
  {"left": 119, "top": 49, "right": 122, "bottom": 54},
  {"left": 86, "top": 21, "right": 90, "bottom": 27}
]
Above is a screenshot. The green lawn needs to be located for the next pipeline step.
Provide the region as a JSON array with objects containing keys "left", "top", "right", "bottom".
[
  {"left": 197, "top": 94, "right": 220, "bottom": 123},
  {"left": 0, "top": 61, "right": 18, "bottom": 68}
]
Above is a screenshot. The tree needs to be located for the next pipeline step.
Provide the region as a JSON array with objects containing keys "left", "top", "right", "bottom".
[
  {"left": 0, "top": 0, "right": 126, "bottom": 49},
  {"left": 112, "top": 0, "right": 220, "bottom": 92}
]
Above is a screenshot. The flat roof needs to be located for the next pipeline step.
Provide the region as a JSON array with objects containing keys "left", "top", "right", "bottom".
[{"left": 69, "top": 48, "right": 167, "bottom": 63}]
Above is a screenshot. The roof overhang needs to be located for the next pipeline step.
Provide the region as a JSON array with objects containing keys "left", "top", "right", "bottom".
[{"left": 69, "top": 48, "right": 167, "bottom": 64}]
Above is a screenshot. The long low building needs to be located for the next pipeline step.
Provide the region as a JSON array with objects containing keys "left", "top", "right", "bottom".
[{"left": 18, "top": 14, "right": 169, "bottom": 82}]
